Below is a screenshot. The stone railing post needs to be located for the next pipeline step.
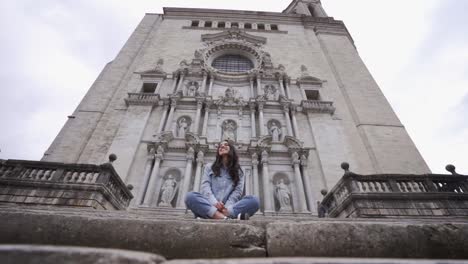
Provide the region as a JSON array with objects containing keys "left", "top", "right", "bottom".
[
  {"left": 142, "top": 146, "right": 164, "bottom": 206},
  {"left": 178, "top": 147, "right": 195, "bottom": 208},
  {"left": 192, "top": 150, "right": 205, "bottom": 192}
]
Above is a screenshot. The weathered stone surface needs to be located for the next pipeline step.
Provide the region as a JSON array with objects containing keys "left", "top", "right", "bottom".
[
  {"left": 266, "top": 221, "right": 468, "bottom": 259},
  {"left": 0, "top": 210, "right": 266, "bottom": 259},
  {"left": 0, "top": 245, "right": 165, "bottom": 264},
  {"left": 166, "top": 257, "right": 468, "bottom": 264}
]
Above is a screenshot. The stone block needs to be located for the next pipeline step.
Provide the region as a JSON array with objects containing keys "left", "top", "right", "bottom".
[
  {"left": 0, "top": 211, "right": 266, "bottom": 259},
  {"left": 166, "top": 258, "right": 468, "bottom": 264},
  {"left": 266, "top": 221, "right": 468, "bottom": 259},
  {"left": 0, "top": 245, "right": 165, "bottom": 264}
]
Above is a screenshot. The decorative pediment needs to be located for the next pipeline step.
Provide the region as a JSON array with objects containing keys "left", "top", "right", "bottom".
[
  {"left": 283, "top": 136, "right": 304, "bottom": 149},
  {"left": 202, "top": 29, "right": 267, "bottom": 45},
  {"left": 298, "top": 65, "right": 323, "bottom": 85},
  {"left": 137, "top": 59, "right": 166, "bottom": 78}
]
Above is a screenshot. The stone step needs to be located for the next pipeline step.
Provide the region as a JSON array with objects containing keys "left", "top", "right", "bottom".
[
  {"left": 1, "top": 245, "right": 467, "bottom": 264},
  {"left": 1, "top": 206, "right": 468, "bottom": 260}
]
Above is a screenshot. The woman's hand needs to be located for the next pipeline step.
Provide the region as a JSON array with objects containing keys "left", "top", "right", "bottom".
[{"left": 214, "top": 202, "right": 225, "bottom": 211}]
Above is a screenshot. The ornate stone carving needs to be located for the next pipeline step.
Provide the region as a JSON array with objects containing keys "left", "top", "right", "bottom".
[
  {"left": 222, "top": 120, "right": 237, "bottom": 142},
  {"left": 292, "top": 152, "right": 300, "bottom": 165},
  {"left": 251, "top": 153, "right": 259, "bottom": 166},
  {"left": 261, "top": 150, "right": 269, "bottom": 164},
  {"left": 268, "top": 120, "right": 282, "bottom": 142},
  {"left": 196, "top": 150, "right": 204, "bottom": 164},
  {"left": 177, "top": 117, "right": 191, "bottom": 138},
  {"left": 274, "top": 179, "right": 292, "bottom": 212},
  {"left": 159, "top": 174, "right": 178, "bottom": 207},
  {"left": 186, "top": 147, "right": 195, "bottom": 160},
  {"left": 214, "top": 88, "right": 247, "bottom": 107}
]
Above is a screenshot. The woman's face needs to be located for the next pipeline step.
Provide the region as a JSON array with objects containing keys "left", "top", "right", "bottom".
[{"left": 218, "top": 141, "right": 230, "bottom": 156}]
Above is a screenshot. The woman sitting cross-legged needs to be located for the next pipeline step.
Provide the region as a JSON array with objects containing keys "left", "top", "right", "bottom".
[{"left": 185, "top": 140, "right": 260, "bottom": 220}]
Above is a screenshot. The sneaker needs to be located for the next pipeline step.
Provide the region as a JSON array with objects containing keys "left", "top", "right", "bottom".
[{"left": 237, "top": 213, "right": 250, "bottom": 220}]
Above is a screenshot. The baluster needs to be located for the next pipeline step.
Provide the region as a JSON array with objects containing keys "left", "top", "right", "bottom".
[
  {"left": 92, "top": 172, "right": 99, "bottom": 183},
  {"left": 42, "top": 170, "right": 50, "bottom": 180},
  {"left": 35, "top": 169, "right": 44, "bottom": 180},
  {"left": 361, "top": 182, "right": 367, "bottom": 192},
  {"left": 368, "top": 182, "right": 374, "bottom": 192},
  {"left": 64, "top": 171, "right": 73, "bottom": 182}
]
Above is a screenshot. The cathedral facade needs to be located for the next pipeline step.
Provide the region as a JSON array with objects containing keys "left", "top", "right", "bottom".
[{"left": 42, "top": 0, "right": 430, "bottom": 215}]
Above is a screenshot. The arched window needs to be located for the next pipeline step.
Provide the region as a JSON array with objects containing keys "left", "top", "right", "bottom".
[{"left": 212, "top": 55, "right": 254, "bottom": 73}]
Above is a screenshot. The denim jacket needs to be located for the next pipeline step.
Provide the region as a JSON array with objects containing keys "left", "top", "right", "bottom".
[{"left": 200, "top": 163, "right": 245, "bottom": 213}]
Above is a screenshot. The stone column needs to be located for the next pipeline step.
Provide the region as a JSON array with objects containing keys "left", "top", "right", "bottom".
[
  {"left": 284, "top": 78, "right": 291, "bottom": 99},
  {"left": 171, "top": 73, "right": 179, "bottom": 93},
  {"left": 178, "top": 147, "right": 195, "bottom": 208},
  {"left": 249, "top": 103, "right": 257, "bottom": 138},
  {"left": 208, "top": 74, "right": 214, "bottom": 96},
  {"left": 292, "top": 152, "right": 308, "bottom": 212},
  {"left": 142, "top": 146, "right": 164, "bottom": 206},
  {"left": 291, "top": 107, "right": 300, "bottom": 138},
  {"left": 193, "top": 100, "right": 203, "bottom": 134},
  {"left": 249, "top": 77, "right": 255, "bottom": 98},
  {"left": 261, "top": 150, "right": 274, "bottom": 212},
  {"left": 192, "top": 150, "right": 205, "bottom": 192},
  {"left": 137, "top": 147, "right": 155, "bottom": 205},
  {"left": 278, "top": 77, "right": 286, "bottom": 96},
  {"left": 202, "top": 102, "right": 211, "bottom": 136},
  {"left": 282, "top": 104, "right": 293, "bottom": 136},
  {"left": 156, "top": 104, "right": 169, "bottom": 134},
  {"left": 201, "top": 72, "right": 208, "bottom": 94},
  {"left": 258, "top": 102, "right": 265, "bottom": 136},
  {"left": 176, "top": 72, "right": 185, "bottom": 93},
  {"left": 301, "top": 154, "right": 315, "bottom": 213},
  {"left": 252, "top": 153, "right": 260, "bottom": 198},
  {"left": 165, "top": 99, "right": 177, "bottom": 132},
  {"left": 256, "top": 75, "right": 263, "bottom": 95}
]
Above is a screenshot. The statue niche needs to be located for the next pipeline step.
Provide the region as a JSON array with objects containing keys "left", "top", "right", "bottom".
[
  {"left": 268, "top": 120, "right": 282, "bottom": 142},
  {"left": 264, "top": 84, "right": 277, "bottom": 100},
  {"left": 185, "top": 81, "right": 199, "bottom": 97},
  {"left": 177, "top": 116, "right": 192, "bottom": 138},
  {"left": 273, "top": 174, "right": 293, "bottom": 212},
  {"left": 222, "top": 120, "right": 237, "bottom": 142},
  {"left": 158, "top": 173, "right": 180, "bottom": 207}
]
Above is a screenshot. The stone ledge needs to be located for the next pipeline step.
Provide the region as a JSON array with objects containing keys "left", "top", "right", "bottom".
[
  {"left": 1, "top": 207, "right": 467, "bottom": 260},
  {"left": 0, "top": 245, "right": 165, "bottom": 264},
  {"left": 167, "top": 258, "right": 468, "bottom": 264},
  {"left": 267, "top": 222, "right": 468, "bottom": 259}
]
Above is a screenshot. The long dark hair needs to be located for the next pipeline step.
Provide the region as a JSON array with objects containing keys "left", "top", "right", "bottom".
[{"left": 212, "top": 141, "right": 241, "bottom": 186}]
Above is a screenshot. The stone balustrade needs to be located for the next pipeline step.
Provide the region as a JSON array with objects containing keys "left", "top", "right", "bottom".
[
  {"left": 0, "top": 159, "right": 133, "bottom": 210},
  {"left": 300, "top": 100, "right": 335, "bottom": 114},
  {"left": 320, "top": 164, "right": 468, "bottom": 218},
  {"left": 125, "top": 92, "right": 160, "bottom": 106}
]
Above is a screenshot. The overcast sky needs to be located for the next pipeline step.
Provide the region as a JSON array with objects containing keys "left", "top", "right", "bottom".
[{"left": 0, "top": 0, "right": 466, "bottom": 174}]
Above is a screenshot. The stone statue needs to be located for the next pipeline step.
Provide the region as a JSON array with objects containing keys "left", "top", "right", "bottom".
[
  {"left": 178, "top": 118, "right": 189, "bottom": 138},
  {"left": 300, "top": 65, "right": 309, "bottom": 77},
  {"left": 194, "top": 50, "right": 202, "bottom": 60},
  {"left": 155, "top": 58, "right": 164, "bottom": 72},
  {"left": 269, "top": 122, "right": 282, "bottom": 141},
  {"left": 186, "top": 82, "right": 198, "bottom": 97},
  {"left": 264, "top": 85, "right": 277, "bottom": 100},
  {"left": 159, "top": 175, "right": 178, "bottom": 207},
  {"left": 222, "top": 120, "right": 237, "bottom": 142},
  {"left": 275, "top": 179, "right": 292, "bottom": 212},
  {"left": 225, "top": 88, "right": 235, "bottom": 99}
]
